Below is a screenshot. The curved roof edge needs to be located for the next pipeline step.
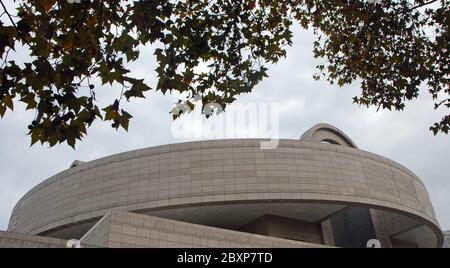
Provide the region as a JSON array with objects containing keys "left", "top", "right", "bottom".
[{"left": 300, "top": 123, "right": 358, "bottom": 148}]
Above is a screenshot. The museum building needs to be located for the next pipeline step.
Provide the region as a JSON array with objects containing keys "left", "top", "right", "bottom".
[{"left": 1, "top": 124, "right": 443, "bottom": 248}]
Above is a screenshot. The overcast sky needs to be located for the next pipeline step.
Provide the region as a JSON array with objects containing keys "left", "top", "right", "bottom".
[{"left": 0, "top": 21, "right": 448, "bottom": 231}]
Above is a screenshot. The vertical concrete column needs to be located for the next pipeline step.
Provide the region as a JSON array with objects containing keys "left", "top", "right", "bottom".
[
  {"left": 321, "top": 219, "right": 335, "bottom": 246},
  {"left": 369, "top": 209, "right": 393, "bottom": 248}
]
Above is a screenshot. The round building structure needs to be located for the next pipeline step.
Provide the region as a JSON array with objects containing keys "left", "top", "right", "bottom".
[{"left": 6, "top": 124, "right": 443, "bottom": 248}]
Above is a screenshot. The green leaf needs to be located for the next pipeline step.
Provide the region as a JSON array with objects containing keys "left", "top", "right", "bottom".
[
  {"left": 2, "top": 95, "right": 13, "bottom": 110},
  {"left": 0, "top": 105, "right": 5, "bottom": 118},
  {"left": 30, "top": 130, "right": 41, "bottom": 146},
  {"left": 67, "top": 137, "right": 76, "bottom": 149}
]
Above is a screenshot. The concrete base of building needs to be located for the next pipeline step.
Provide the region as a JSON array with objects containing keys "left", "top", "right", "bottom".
[
  {"left": 0, "top": 230, "right": 67, "bottom": 248},
  {"left": 81, "top": 210, "right": 329, "bottom": 248},
  {"left": 0, "top": 210, "right": 330, "bottom": 248}
]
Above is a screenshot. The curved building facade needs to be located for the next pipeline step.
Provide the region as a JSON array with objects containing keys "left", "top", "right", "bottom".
[{"left": 6, "top": 124, "right": 443, "bottom": 248}]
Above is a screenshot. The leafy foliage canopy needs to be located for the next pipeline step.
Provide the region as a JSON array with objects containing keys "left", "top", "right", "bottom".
[{"left": 0, "top": 0, "right": 448, "bottom": 147}]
